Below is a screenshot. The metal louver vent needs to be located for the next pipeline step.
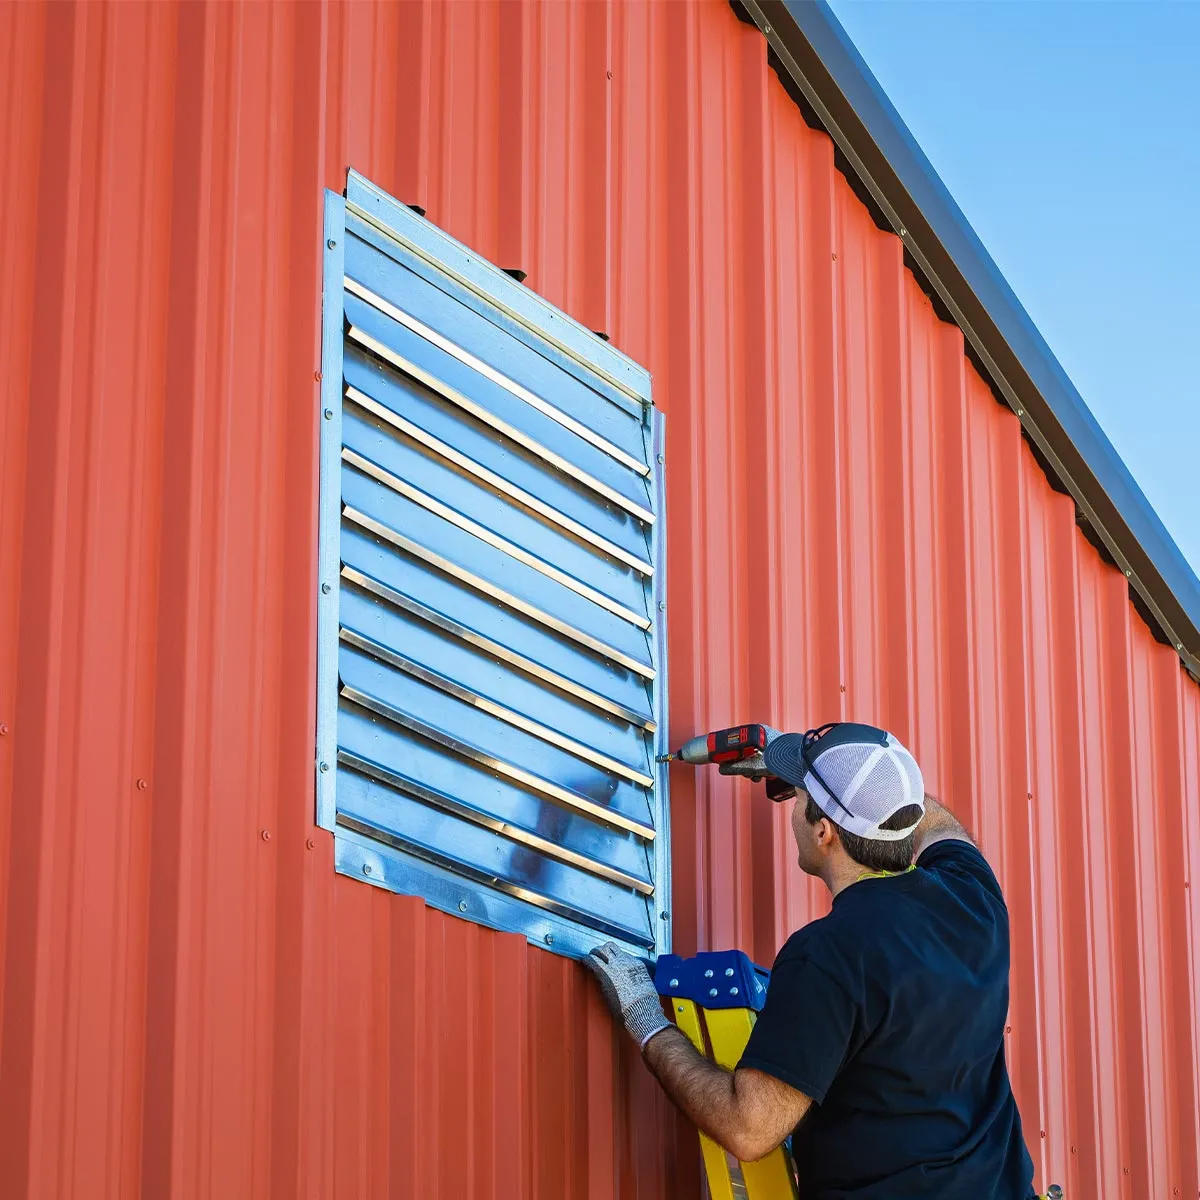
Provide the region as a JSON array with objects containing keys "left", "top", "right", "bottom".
[{"left": 316, "top": 172, "right": 669, "bottom": 958}]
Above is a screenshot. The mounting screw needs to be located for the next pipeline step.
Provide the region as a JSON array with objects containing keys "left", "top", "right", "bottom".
[
  {"left": 658, "top": 601, "right": 665, "bottom": 612},
  {"left": 669, "top": 978, "right": 679, "bottom": 988},
  {"left": 327, "top": 238, "right": 336, "bottom": 249},
  {"left": 709, "top": 988, "right": 718, "bottom": 997},
  {"left": 660, "top": 911, "right": 670, "bottom": 921},
  {"left": 0, "top": 724, "right": 7, "bottom": 735},
  {"left": 730, "top": 987, "right": 739, "bottom": 996},
  {"left": 657, "top": 453, "right": 665, "bottom": 464},
  {"left": 899, "top": 227, "right": 908, "bottom": 237},
  {"left": 261, "top": 829, "right": 271, "bottom": 841},
  {"left": 363, "top": 863, "right": 372, "bottom": 876},
  {"left": 1016, "top": 408, "right": 1024, "bottom": 417},
  {"left": 458, "top": 899, "right": 468, "bottom": 912},
  {"left": 1125, "top": 569, "right": 1132, "bottom": 577},
  {"left": 763, "top": 23, "right": 772, "bottom": 34},
  {"left": 321, "top": 582, "right": 332, "bottom": 594},
  {"left": 306, "top": 838, "right": 316, "bottom": 850},
  {"left": 319, "top": 761, "right": 330, "bottom": 773},
  {"left": 324, "top": 408, "right": 333, "bottom": 420},
  {"left": 725, "top": 968, "right": 734, "bottom": 977},
  {"left": 544, "top": 932, "right": 554, "bottom": 945},
  {"left": 136, "top": 778, "right": 148, "bottom": 791},
  {"left": 1177, "top": 642, "right": 1184, "bottom": 652},
  {"left": 314, "top": 370, "right": 322, "bottom": 383},
  {"left": 704, "top": 969, "right": 713, "bottom": 978}
]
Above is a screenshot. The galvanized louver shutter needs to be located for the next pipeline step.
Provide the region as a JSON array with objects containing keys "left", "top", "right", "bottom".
[{"left": 316, "top": 172, "right": 670, "bottom": 958}]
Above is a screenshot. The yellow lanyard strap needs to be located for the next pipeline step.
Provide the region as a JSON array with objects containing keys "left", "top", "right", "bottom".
[{"left": 854, "top": 864, "right": 916, "bottom": 884}]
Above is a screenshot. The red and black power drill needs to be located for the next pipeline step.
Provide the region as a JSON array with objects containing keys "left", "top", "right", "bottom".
[{"left": 657, "top": 724, "right": 796, "bottom": 802}]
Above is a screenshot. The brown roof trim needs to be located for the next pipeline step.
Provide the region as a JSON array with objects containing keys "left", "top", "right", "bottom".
[{"left": 738, "top": 0, "right": 1199, "bottom": 679}]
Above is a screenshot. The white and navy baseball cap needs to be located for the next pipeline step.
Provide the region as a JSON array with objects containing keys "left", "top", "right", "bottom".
[{"left": 763, "top": 722, "right": 925, "bottom": 842}]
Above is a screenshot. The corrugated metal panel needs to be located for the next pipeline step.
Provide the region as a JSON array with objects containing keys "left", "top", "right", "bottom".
[
  {"left": 0, "top": 3, "right": 1196, "bottom": 1199},
  {"left": 318, "top": 177, "right": 669, "bottom": 958}
]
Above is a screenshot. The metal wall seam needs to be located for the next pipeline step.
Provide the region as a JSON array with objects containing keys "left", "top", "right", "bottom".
[{"left": 0, "top": 2, "right": 1197, "bottom": 1198}]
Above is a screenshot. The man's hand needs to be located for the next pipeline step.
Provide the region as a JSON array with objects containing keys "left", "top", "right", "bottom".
[{"left": 584, "top": 942, "right": 671, "bottom": 1048}]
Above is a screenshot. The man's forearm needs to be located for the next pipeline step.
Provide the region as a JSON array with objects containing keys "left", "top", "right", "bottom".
[
  {"left": 642, "top": 1027, "right": 745, "bottom": 1154},
  {"left": 913, "top": 793, "right": 973, "bottom": 857}
]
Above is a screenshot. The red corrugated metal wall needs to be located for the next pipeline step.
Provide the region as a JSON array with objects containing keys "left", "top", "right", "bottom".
[{"left": 2, "top": 2, "right": 1198, "bottom": 1197}]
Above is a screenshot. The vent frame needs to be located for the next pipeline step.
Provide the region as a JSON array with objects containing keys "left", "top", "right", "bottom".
[{"left": 316, "top": 175, "right": 670, "bottom": 960}]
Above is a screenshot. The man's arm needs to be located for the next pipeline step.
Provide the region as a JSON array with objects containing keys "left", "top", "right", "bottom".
[
  {"left": 642, "top": 1027, "right": 812, "bottom": 1162},
  {"left": 912, "top": 793, "right": 974, "bottom": 857},
  {"left": 584, "top": 943, "right": 811, "bottom": 1161}
]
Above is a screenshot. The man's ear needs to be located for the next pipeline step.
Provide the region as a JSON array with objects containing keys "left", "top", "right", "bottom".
[{"left": 816, "top": 817, "right": 839, "bottom": 851}]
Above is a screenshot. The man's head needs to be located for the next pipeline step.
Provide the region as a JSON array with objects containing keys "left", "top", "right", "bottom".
[{"left": 763, "top": 723, "right": 925, "bottom": 879}]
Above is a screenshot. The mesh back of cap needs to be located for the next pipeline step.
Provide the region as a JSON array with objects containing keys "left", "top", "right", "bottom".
[{"left": 809, "top": 734, "right": 924, "bottom": 839}]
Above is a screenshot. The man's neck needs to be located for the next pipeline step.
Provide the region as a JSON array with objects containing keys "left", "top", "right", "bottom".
[{"left": 822, "top": 852, "right": 867, "bottom": 899}]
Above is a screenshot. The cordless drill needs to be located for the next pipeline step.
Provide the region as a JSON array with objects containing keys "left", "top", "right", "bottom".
[{"left": 657, "top": 724, "right": 796, "bottom": 802}]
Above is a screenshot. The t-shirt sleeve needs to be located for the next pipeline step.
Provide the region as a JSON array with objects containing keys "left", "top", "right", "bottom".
[
  {"left": 918, "top": 837, "right": 1004, "bottom": 905},
  {"left": 736, "top": 953, "right": 857, "bottom": 1104}
]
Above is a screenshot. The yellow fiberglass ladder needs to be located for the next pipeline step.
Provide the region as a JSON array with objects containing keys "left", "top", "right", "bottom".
[
  {"left": 653, "top": 951, "right": 1065, "bottom": 1200},
  {"left": 655, "top": 951, "right": 798, "bottom": 1200}
]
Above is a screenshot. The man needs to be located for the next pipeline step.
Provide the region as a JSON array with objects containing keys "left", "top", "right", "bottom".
[{"left": 586, "top": 721, "right": 1036, "bottom": 1199}]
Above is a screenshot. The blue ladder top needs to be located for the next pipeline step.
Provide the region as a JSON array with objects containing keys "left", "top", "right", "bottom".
[{"left": 653, "top": 950, "right": 770, "bottom": 1011}]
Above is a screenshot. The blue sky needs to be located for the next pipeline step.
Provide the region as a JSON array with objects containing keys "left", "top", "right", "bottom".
[{"left": 828, "top": 0, "right": 1199, "bottom": 577}]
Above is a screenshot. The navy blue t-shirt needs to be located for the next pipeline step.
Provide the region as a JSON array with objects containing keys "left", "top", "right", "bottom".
[{"left": 738, "top": 839, "right": 1034, "bottom": 1199}]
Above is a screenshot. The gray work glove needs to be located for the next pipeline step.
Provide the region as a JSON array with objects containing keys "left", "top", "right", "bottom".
[{"left": 585, "top": 941, "right": 671, "bottom": 1049}]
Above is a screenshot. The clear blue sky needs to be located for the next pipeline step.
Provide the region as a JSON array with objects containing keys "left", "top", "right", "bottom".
[{"left": 828, "top": 0, "right": 1200, "bottom": 577}]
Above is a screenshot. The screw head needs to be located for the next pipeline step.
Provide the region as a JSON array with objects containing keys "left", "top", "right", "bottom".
[
  {"left": 725, "top": 967, "right": 734, "bottom": 977},
  {"left": 458, "top": 899, "right": 468, "bottom": 912},
  {"left": 660, "top": 911, "right": 669, "bottom": 921},
  {"left": 1017, "top": 408, "right": 1024, "bottom": 417},
  {"left": 327, "top": 238, "right": 336, "bottom": 249},
  {"left": 709, "top": 988, "right": 718, "bottom": 997},
  {"left": 1125, "top": 569, "right": 1132, "bottom": 578},
  {"left": 544, "top": 932, "right": 554, "bottom": 945},
  {"left": 314, "top": 370, "right": 322, "bottom": 383},
  {"left": 319, "top": 761, "right": 330, "bottom": 773},
  {"left": 730, "top": 986, "right": 739, "bottom": 996},
  {"left": 306, "top": 838, "right": 316, "bottom": 850},
  {"left": 656, "top": 453, "right": 665, "bottom": 464},
  {"left": 657, "top": 600, "right": 665, "bottom": 612},
  {"left": 261, "top": 829, "right": 271, "bottom": 841},
  {"left": 321, "top": 582, "right": 331, "bottom": 594},
  {"left": 704, "top": 969, "right": 713, "bottom": 978},
  {"left": 0, "top": 723, "right": 8, "bottom": 735},
  {"left": 363, "top": 863, "right": 372, "bottom": 876},
  {"left": 669, "top": 978, "right": 679, "bottom": 988},
  {"left": 899, "top": 227, "right": 908, "bottom": 237},
  {"left": 323, "top": 408, "right": 333, "bottom": 420},
  {"left": 136, "top": 778, "right": 148, "bottom": 791}
]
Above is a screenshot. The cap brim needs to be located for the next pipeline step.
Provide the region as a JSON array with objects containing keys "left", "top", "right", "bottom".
[{"left": 762, "top": 733, "right": 812, "bottom": 789}]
